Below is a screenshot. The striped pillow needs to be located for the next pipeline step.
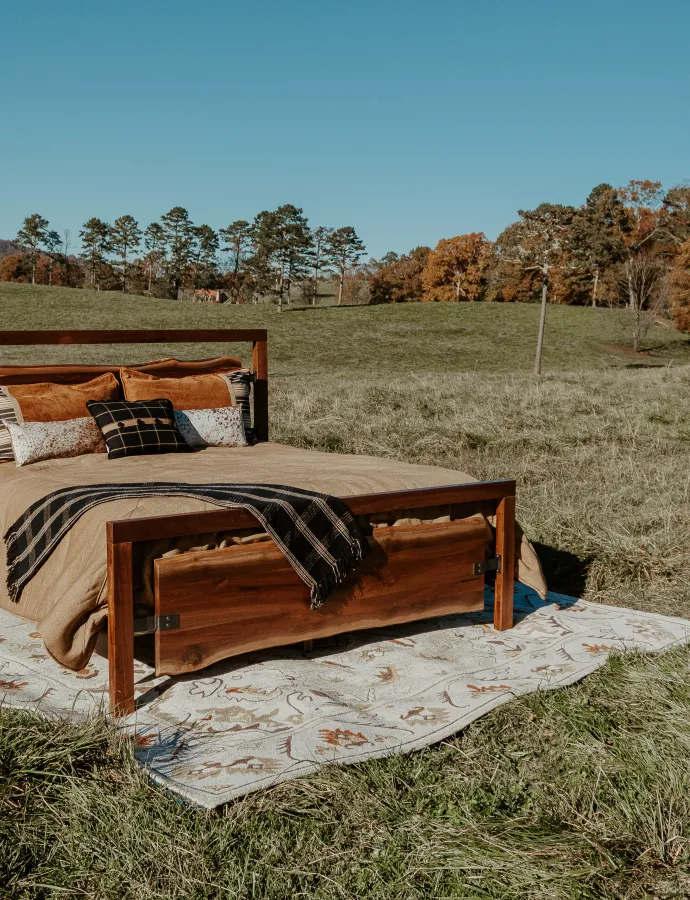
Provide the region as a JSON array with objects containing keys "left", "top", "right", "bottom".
[
  {"left": 219, "top": 371, "right": 255, "bottom": 442},
  {"left": 0, "top": 387, "right": 19, "bottom": 461}
]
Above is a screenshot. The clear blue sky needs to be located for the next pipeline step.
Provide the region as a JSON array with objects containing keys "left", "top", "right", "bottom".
[{"left": 2, "top": 0, "right": 688, "bottom": 258}]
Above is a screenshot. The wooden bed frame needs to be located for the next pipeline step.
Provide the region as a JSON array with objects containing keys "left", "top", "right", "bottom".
[{"left": 0, "top": 329, "right": 515, "bottom": 717}]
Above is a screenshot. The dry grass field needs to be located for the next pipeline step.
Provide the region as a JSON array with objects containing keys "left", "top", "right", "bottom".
[{"left": 1, "top": 283, "right": 690, "bottom": 898}]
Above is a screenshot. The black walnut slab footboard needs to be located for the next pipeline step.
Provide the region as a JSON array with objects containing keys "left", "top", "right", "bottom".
[
  {"left": 0, "top": 329, "right": 515, "bottom": 718},
  {"left": 107, "top": 479, "right": 516, "bottom": 716}
]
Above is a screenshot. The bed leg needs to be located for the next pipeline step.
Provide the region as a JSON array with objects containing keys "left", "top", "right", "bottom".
[
  {"left": 107, "top": 538, "right": 135, "bottom": 717},
  {"left": 493, "top": 494, "right": 515, "bottom": 631}
]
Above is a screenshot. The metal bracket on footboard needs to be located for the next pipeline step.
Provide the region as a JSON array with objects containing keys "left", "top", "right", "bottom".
[
  {"left": 106, "top": 477, "right": 516, "bottom": 717},
  {"left": 473, "top": 555, "right": 502, "bottom": 576},
  {"left": 133, "top": 614, "right": 180, "bottom": 635}
]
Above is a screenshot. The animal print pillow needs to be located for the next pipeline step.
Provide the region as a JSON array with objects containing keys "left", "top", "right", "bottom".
[
  {"left": 173, "top": 406, "right": 248, "bottom": 448},
  {"left": 3, "top": 417, "right": 106, "bottom": 467}
]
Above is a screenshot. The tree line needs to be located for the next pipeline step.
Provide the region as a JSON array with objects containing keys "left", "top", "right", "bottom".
[
  {"left": 4, "top": 180, "right": 690, "bottom": 335},
  {"left": 4, "top": 206, "right": 366, "bottom": 309},
  {"left": 366, "top": 180, "right": 690, "bottom": 338}
]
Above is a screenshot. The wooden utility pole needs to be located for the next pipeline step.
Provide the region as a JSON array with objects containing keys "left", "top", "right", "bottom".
[{"left": 534, "top": 268, "right": 548, "bottom": 376}]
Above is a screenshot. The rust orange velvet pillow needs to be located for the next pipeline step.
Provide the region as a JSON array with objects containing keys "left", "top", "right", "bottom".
[
  {"left": 120, "top": 367, "right": 235, "bottom": 410},
  {"left": 5, "top": 373, "right": 121, "bottom": 423}
]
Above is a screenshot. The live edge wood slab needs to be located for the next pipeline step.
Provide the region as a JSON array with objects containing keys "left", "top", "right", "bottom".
[{"left": 0, "top": 330, "right": 515, "bottom": 717}]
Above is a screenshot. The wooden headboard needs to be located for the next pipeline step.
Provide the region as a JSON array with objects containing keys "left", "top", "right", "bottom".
[{"left": 0, "top": 329, "right": 269, "bottom": 442}]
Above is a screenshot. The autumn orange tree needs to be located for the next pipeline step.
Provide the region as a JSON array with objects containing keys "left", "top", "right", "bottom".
[
  {"left": 421, "top": 233, "right": 492, "bottom": 302},
  {"left": 670, "top": 238, "right": 690, "bottom": 331},
  {"left": 615, "top": 180, "right": 665, "bottom": 309},
  {"left": 370, "top": 246, "right": 430, "bottom": 303}
]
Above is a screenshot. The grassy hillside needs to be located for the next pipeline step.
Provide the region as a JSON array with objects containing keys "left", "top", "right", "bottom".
[
  {"left": 2, "top": 281, "right": 690, "bottom": 898},
  {"left": 0, "top": 281, "right": 688, "bottom": 372}
]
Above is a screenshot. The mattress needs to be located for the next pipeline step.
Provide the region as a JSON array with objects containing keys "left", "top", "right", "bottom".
[{"left": 0, "top": 443, "right": 545, "bottom": 668}]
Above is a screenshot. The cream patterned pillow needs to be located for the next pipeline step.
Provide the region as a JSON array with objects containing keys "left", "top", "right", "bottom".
[
  {"left": 173, "top": 406, "right": 247, "bottom": 449},
  {"left": 3, "top": 417, "right": 106, "bottom": 467}
]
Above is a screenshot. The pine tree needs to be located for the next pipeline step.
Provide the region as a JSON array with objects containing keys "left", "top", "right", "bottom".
[
  {"left": 44, "top": 230, "right": 62, "bottom": 286},
  {"left": 307, "top": 226, "right": 332, "bottom": 305},
  {"left": 248, "top": 209, "right": 281, "bottom": 302},
  {"left": 110, "top": 215, "right": 142, "bottom": 292},
  {"left": 325, "top": 227, "right": 366, "bottom": 305},
  {"left": 79, "top": 218, "right": 112, "bottom": 290},
  {"left": 143, "top": 222, "right": 166, "bottom": 294},
  {"left": 219, "top": 220, "right": 253, "bottom": 302},
  {"left": 160, "top": 207, "right": 195, "bottom": 297},
  {"left": 16, "top": 214, "right": 49, "bottom": 284},
  {"left": 191, "top": 225, "right": 219, "bottom": 288},
  {"left": 249, "top": 206, "right": 312, "bottom": 310}
]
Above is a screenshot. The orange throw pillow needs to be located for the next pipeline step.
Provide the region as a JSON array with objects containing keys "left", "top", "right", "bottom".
[
  {"left": 5, "top": 373, "right": 121, "bottom": 422},
  {"left": 120, "top": 367, "right": 234, "bottom": 410}
]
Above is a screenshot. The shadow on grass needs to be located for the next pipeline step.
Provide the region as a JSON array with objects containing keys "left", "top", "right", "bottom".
[
  {"left": 281, "top": 304, "right": 370, "bottom": 313},
  {"left": 530, "top": 542, "right": 591, "bottom": 597},
  {"left": 624, "top": 362, "right": 666, "bottom": 369}
]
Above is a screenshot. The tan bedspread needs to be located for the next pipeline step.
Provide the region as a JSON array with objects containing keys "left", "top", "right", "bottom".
[{"left": 0, "top": 444, "right": 546, "bottom": 669}]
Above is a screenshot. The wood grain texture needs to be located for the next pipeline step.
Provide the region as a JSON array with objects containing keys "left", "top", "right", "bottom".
[
  {"left": 107, "top": 539, "right": 135, "bottom": 717},
  {"left": 107, "top": 480, "right": 515, "bottom": 544},
  {"left": 8, "top": 328, "right": 519, "bottom": 709},
  {"left": 493, "top": 494, "right": 515, "bottom": 631},
  {"left": 154, "top": 518, "right": 490, "bottom": 674}
]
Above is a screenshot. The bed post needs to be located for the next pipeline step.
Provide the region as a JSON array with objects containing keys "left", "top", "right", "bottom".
[
  {"left": 252, "top": 337, "right": 269, "bottom": 442},
  {"left": 493, "top": 494, "right": 515, "bottom": 630},
  {"left": 107, "top": 527, "right": 135, "bottom": 717}
]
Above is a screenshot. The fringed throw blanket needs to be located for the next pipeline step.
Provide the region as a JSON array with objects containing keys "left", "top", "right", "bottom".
[{"left": 5, "top": 482, "right": 368, "bottom": 607}]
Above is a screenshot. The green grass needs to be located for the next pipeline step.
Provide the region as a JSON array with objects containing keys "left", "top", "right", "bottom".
[
  {"left": 1, "top": 281, "right": 689, "bottom": 373},
  {"left": 3, "top": 647, "right": 690, "bottom": 899},
  {"left": 2, "top": 282, "right": 690, "bottom": 898}
]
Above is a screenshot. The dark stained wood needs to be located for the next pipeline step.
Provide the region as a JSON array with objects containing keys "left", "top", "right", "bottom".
[
  {"left": 493, "top": 494, "right": 515, "bottom": 631},
  {"left": 251, "top": 338, "right": 269, "bottom": 441},
  {"left": 0, "top": 328, "right": 267, "bottom": 345},
  {"left": 346, "top": 480, "right": 516, "bottom": 514},
  {"left": 107, "top": 538, "right": 135, "bottom": 717},
  {"left": 108, "top": 507, "right": 260, "bottom": 544},
  {"left": 107, "top": 480, "right": 515, "bottom": 544},
  {"left": 154, "top": 518, "right": 489, "bottom": 674},
  {"left": 0, "top": 329, "right": 520, "bottom": 711}
]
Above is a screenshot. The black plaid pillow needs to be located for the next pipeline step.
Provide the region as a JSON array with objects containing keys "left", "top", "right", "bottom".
[{"left": 86, "top": 398, "right": 194, "bottom": 459}]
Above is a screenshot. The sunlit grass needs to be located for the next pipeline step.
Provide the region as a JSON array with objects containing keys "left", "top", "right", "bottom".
[{"left": 1, "top": 283, "right": 690, "bottom": 897}]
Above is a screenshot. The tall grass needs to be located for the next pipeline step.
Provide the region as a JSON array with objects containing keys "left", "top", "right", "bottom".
[
  {"left": 1, "top": 287, "right": 690, "bottom": 897},
  {"left": 273, "top": 366, "right": 690, "bottom": 618}
]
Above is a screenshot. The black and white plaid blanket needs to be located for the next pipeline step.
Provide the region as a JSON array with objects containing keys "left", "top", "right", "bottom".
[{"left": 5, "top": 482, "right": 368, "bottom": 608}]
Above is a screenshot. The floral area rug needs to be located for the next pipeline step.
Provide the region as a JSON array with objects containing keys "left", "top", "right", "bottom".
[{"left": 1, "top": 584, "right": 689, "bottom": 809}]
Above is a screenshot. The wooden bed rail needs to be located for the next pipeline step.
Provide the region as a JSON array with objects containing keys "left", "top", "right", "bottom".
[
  {"left": 106, "top": 479, "right": 516, "bottom": 716},
  {"left": 0, "top": 328, "right": 270, "bottom": 442}
]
